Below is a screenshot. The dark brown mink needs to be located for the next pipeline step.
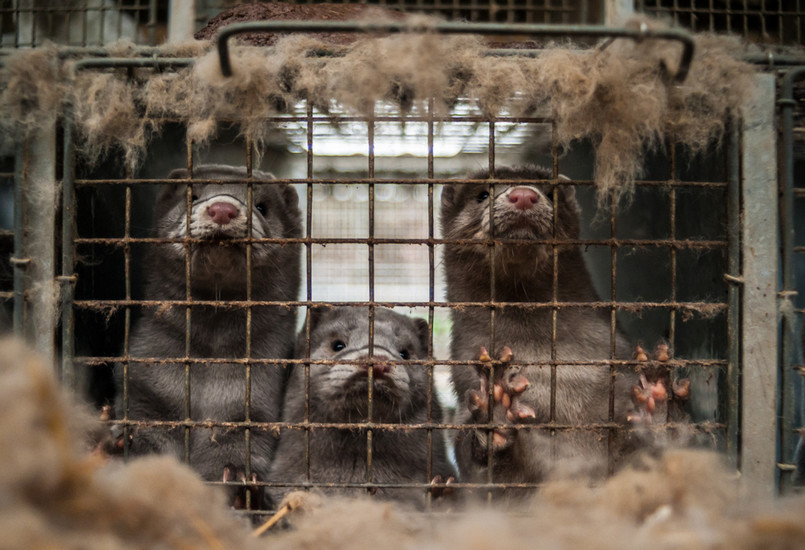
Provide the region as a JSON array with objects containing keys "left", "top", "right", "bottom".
[
  {"left": 441, "top": 165, "right": 644, "bottom": 498},
  {"left": 267, "top": 306, "right": 455, "bottom": 509},
  {"left": 115, "top": 164, "right": 301, "bottom": 510}
]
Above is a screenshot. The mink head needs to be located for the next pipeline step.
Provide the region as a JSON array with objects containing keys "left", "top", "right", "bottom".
[
  {"left": 440, "top": 165, "right": 581, "bottom": 271},
  {"left": 151, "top": 164, "right": 301, "bottom": 295},
  {"left": 296, "top": 307, "right": 430, "bottom": 423}
]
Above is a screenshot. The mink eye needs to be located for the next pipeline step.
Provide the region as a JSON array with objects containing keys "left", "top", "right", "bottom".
[
  {"left": 255, "top": 202, "right": 267, "bottom": 215},
  {"left": 399, "top": 349, "right": 410, "bottom": 360},
  {"left": 476, "top": 190, "right": 490, "bottom": 203},
  {"left": 331, "top": 340, "right": 346, "bottom": 352},
  {"left": 191, "top": 194, "right": 199, "bottom": 202}
]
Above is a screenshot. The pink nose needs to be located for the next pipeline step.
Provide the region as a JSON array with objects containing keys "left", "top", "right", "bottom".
[
  {"left": 358, "top": 355, "right": 391, "bottom": 378},
  {"left": 207, "top": 202, "right": 239, "bottom": 225},
  {"left": 508, "top": 187, "right": 539, "bottom": 210}
]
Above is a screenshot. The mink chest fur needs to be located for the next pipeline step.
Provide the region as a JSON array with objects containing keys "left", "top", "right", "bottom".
[
  {"left": 441, "top": 165, "right": 639, "bottom": 495},
  {"left": 115, "top": 164, "right": 301, "bottom": 509}
]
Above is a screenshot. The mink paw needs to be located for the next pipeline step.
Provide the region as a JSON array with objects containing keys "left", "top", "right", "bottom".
[
  {"left": 223, "top": 465, "right": 264, "bottom": 510},
  {"left": 429, "top": 475, "right": 456, "bottom": 499},
  {"left": 468, "top": 346, "right": 534, "bottom": 457},
  {"left": 628, "top": 342, "right": 690, "bottom": 424},
  {"left": 91, "top": 405, "right": 127, "bottom": 459}
]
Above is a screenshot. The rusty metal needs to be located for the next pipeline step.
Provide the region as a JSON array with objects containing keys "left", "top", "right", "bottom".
[
  {"left": 108, "top": 417, "right": 721, "bottom": 432},
  {"left": 73, "top": 355, "right": 728, "bottom": 369},
  {"left": 740, "top": 74, "right": 778, "bottom": 497},
  {"left": 73, "top": 298, "right": 729, "bottom": 311},
  {"left": 71, "top": 236, "right": 730, "bottom": 248},
  {"left": 778, "top": 67, "right": 805, "bottom": 493},
  {"left": 61, "top": 107, "right": 77, "bottom": 390},
  {"left": 216, "top": 21, "right": 695, "bottom": 83},
  {"left": 426, "top": 99, "right": 436, "bottom": 508},
  {"left": 367, "top": 112, "right": 376, "bottom": 483},
  {"left": 58, "top": 41, "right": 735, "bottom": 504},
  {"left": 73, "top": 176, "right": 729, "bottom": 187},
  {"left": 12, "top": 142, "right": 26, "bottom": 334}
]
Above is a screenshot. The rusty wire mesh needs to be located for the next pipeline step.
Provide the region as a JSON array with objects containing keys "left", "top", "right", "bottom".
[{"left": 57, "top": 55, "right": 734, "bottom": 512}]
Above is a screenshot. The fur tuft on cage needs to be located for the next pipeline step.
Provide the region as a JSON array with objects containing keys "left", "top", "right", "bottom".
[
  {"left": 0, "top": 16, "right": 754, "bottom": 202},
  {"left": 1, "top": 337, "right": 804, "bottom": 547}
]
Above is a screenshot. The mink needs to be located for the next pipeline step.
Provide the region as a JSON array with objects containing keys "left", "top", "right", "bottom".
[
  {"left": 441, "top": 165, "right": 642, "bottom": 496},
  {"left": 115, "top": 164, "right": 301, "bottom": 509},
  {"left": 267, "top": 306, "right": 455, "bottom": 508}
]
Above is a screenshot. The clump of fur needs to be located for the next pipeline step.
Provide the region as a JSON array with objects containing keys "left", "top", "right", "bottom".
[
  {"left": 0, "top": 46, "right": 65, "bottom": 151},
  {"left": 0, "top": 17, "right": 755, "bottom": 199},
  {"left": 73, "top": 71, "right": 147, "bottom": 169},
  {"left": 1, "top": 337, "right": 804, "bottom": 549},
  {"left": 0, "top": 337, "right": 265, "bottom": 550},
  {"left": 270, "top": 450, "right": 805, "bottom": 550}
]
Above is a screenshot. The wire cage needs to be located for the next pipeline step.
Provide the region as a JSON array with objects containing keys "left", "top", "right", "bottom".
[
  {"left": 49, "top": 24, "right": 734, "bottom": 516},
  {"left": 635, "top": 0, "right": 805, "bottom": 46},
  {"left": 0, "top": 0, "right": 160, "bottom": 48},
  {"left": 1, "top": 0, "right": 801, "bottom": 522},
  {"left": 196, "top": 0, "right": 605, "bottom": 25}
]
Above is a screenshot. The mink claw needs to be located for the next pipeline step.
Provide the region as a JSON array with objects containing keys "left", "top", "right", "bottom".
[
  {"left": 224, "top": 465, "right": 264, "bottom": 510},
  {"left": 634, "top": 345, "right": 649, "bottom": 362},
  {"left": 655, "top": 342, "right": 670, "bottom": 362},
  {"left": 631, "top": 374, "right": 668, "bottom": 420},
  {"left": 502, "top": 372, "right": 529, "bottom": 395},
  {"left": 672, "top": 378, "right": 691, "bottom": 400},
  {"left": 509, "top": 397, "right": 536, "bottom": 421},
  {"left": 429, "top": 475, "right": 456, "bottom": 499},
  {"left": 491, "top": 429, "right": 513, "bottom": 451}
]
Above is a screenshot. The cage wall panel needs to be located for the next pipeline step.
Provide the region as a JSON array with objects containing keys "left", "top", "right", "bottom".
[
  {"left": 780, "top": 67, "right": 805, "bottom": 495},
  {"left": 0, "top": 0, "right": 159, "bottom": 48},
  {"left": 197, "top": 0, "right": 605, "bottom": 26},
  {"left": 61, "top": 81, "right": 736, "bottom": 515},
  {"left": 636, "top": 0, "right": 805, "bottom": 46}
]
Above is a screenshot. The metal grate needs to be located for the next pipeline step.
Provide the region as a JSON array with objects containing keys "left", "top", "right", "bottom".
[
  {"left": 197, "top": 0, "right": 604, "bottom": 27},
  {"left": 780, "top": 67, "right": 805, "bottom": 494},
  {"left": 0, "top": 0, "right": 160, "bottom": 48},
  {"left": 54, "top": 39, "right": 740, "bottom": 514},
  {"left": 636, "top": 0, "right": 805, "bottom": 46},
  {"left": 0, "top": 156, "right": 13, "bottom": 335}
]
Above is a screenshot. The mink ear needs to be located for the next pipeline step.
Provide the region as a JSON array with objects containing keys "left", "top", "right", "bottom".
[
  {"left": 168, "top": 168, "right": 189, "bottom": 180},
  {"left": 306, "top": 304, "right": 334, "bottom": 334},
  {"left": 557, "top": 176, "right": 581, "bottom": 238},
  {"left": 440, "top": 184, "right": 456, "bottom": 209},
  {"left": 155, "top": 168, "right": 189, "bottom": 217},
  {"left": 412, "top": 317, "right": 430, "bottom": 355},
  {"left": 295, "top": 305, "right": 335, "bottom": 358},
  {"left": 281, "top": 183, "right": 299, "bottom": 212}
]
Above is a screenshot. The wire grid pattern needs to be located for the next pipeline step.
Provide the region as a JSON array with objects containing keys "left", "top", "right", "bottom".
[
  {"left": 636, "top": 0, "right": 805, "bottom": 46},
  {"left": 60, "top": 65, "right": 733, "bottom": 513},
  {"left": 0, "top": 158, "right": 13, "bottom": 333},
  {"left": 197, "top": 0, "right": 602, "bottom": 26},
  {"left": 782, "top": 68, "right": 805, "bottom": 494},
  {"left": 0, "top": 0, "right": 159, "bottom": 48}
]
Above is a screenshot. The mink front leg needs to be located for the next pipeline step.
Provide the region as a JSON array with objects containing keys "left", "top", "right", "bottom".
[
  {"left": 467, "top": 346, "right": 534, "bottom": 462},
  {"left": 629, "top": 342, "right": 690, "bottom": 424}
]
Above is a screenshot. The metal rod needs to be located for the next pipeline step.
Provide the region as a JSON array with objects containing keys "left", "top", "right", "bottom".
[
  {"left": 778, "top": 67, "right": 805, "bottom": 493},
  {"left": 740, "top": 73, "right": 778, "bottom": 496},
  {"left": 74, "top": 355, "right": 728, "bottom": 368},
  {"left": 12, "top": 140, "right": 25, "bottom": 335},
  {"left": 721, "top": 46, "right": 742, "bottom": 477},
  {"left": 61, "top": 110, "right": 77, "bottom": 390},
  {"left": 215, "top": 21, "right": 695, "bottom": 82},
  {"left": 109, "top": 417, "right": 723, "bottom": 432},
  {"left": 71, "top": 297, "right": 730, "bottom": 311}
]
